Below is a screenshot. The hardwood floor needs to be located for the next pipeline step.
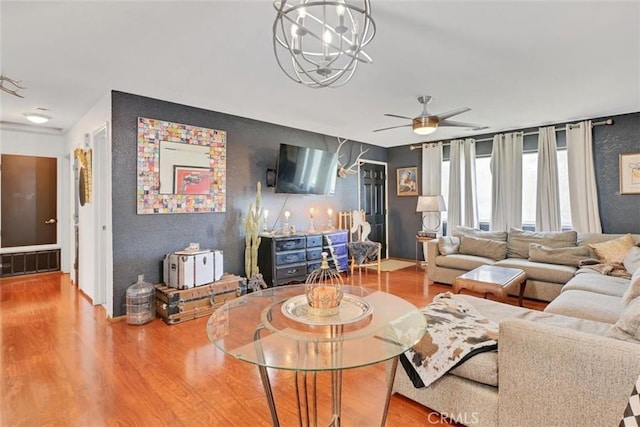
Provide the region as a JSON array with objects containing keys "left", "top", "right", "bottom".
[{"left": 1, "top": 266, "right": 544, "bottom": 426}]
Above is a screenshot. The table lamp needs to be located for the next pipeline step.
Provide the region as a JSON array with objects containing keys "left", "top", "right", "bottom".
[{"left": 416, "top": 195, "right": 446, "bottom": 236}]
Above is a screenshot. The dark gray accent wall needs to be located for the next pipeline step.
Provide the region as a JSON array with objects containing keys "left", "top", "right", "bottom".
[
  {"left": 593, "top": 113, "right": 640, "bottom": 233},
  {"left": 111, "top": 91, "right": 386, "bottom": 316},
  {"left": 387, "top": 112, "right": 640, "bottom": 259}
]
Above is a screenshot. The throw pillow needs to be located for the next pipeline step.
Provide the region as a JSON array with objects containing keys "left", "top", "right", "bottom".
[
  {"left": 622, "top": 268, "right": 640, "bottom": 306},
  {"left": 528, "top": 243, "right": 591, "bottom": 267},
  {"left": 453, "top": 226, "right": 508, "bottom": 242},
  {"left": 589, "top": 234, "right": 635, "bottom": 265},
  {"left": 438, "top": 236, "right": 460, "bottom": 255},
  {"left": 459, "top": 236, "right": 508, "bottom": 261},
  {"left": 606, "top": 296, "right": 640, "bottom": 343},
  {"left": 624, "top": 246, "right": 640, "bottom": 275},
  {"left": 507, "top": 228, "right": 578, "bottom": 259}
]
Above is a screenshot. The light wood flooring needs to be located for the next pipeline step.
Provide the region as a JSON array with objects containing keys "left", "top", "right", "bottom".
[{"left": 1, "top": 265, "right": 545, "bottom": 426}]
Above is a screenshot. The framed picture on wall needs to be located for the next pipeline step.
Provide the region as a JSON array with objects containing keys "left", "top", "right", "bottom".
[
  {"left": 620, "top": 152, "right": 640, "bottom": 195},
  {"left": 174, "top": 166, "right": 212, "bottom": 195},
  {"left": 397, "top": 166, "right": 419, "bottom": 196}
]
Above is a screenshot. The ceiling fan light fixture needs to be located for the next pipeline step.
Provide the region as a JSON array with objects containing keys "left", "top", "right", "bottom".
[
  {"left": 412, "top": 117, "right": 438, "bottom": 135},
  {"left": 24, "top": 112, "right": 51, "bottom": 124}
]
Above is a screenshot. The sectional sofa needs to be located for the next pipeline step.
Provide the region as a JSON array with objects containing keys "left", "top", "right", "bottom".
[
  {"left": 427, "top": 228, "right": 640, "bottom": 304},
  {"left": 393, "top": 229, "right": 640, "bottom": 426}
]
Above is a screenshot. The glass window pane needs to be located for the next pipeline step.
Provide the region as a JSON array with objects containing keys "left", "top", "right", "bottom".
[
  {"left": 557, "top": 149, "right": 572, "bottom": 228},
  {"left": 476, "top": 157, "right": 492, "bottom": 223},
  {"left": 441, "top": 160, "right": 449, "bottom": 221},
  {"left": 522, "top": 152, "right": 538, "bottom": 226}
]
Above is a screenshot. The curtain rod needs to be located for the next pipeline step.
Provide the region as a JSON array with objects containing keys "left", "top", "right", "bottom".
[{"left": 408, "top": 118, "right": 614, "bottom": 150}]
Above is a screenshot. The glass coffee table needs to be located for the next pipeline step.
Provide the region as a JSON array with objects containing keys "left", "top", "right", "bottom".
[
  {"left": 452, "top": 265, "right": 527, "bottom": 306},
  {"left": 206, "top": 285, "right": 426, "bottom": 426}
]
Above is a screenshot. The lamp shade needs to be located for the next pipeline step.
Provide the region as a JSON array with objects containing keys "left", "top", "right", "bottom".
[{"left": 416, "top": 195, "right": 446, "bottom": 212}]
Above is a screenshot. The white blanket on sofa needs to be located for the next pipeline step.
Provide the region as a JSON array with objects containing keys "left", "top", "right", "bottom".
[{"left": 400, "top": 292, "right": 498, "bottom": 388}]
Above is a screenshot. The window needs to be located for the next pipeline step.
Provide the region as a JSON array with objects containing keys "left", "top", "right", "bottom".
[
  {"left": 476, "top": 157, "right": 492, "bottom": 224},
  {"left": 441, "top": 156, "right": 491, "bottom": 224},
  {"left": 441, "top": 161, "right": 449, "bottom": 222},
  {"left": 521, "top": 150, "right": 572, "bottom": 228},
  {"left": 442, "top": 147, "right": 571, "bottom": 229},
  {"left": 557, "top": 149, "right": 572, "bottom": 228},
  {"left": 522, "top": 152, "right": 539, "bottom": 226}
]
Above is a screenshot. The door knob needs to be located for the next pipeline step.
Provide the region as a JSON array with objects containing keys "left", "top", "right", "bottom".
[{"left": 44, "top": 218, "right": 57, "bottom": 225}]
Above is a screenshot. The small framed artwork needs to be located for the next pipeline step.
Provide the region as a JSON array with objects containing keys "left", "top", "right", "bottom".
[
  {"left": 397, "top": 166, "right": 419, "bottom": 196},
  {"left": 174, "top": 166, "right": 212, "bottom": 195},
  {"left": 619, "top": 152, "right": 640, "bottom": 195}
]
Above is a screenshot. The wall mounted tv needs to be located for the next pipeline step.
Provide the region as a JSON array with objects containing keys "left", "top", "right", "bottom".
[{"left": 275, "top": 143, "right": 338, "bottom": 195}]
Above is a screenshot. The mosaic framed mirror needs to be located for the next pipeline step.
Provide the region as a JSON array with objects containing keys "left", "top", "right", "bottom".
[{"left": 137, "top": 117, "right": 226, "bottom": 214}]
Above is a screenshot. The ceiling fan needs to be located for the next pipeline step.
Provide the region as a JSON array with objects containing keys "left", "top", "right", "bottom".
[{"left": 373, "top": 95, "right": 486, "bottom": 135}]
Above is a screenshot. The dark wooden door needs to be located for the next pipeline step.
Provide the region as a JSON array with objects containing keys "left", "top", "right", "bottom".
[
  {"left": 1, "top": 155, "right": 57, "bottom": 247},
  {"left": 360, "top": 162, "right": 387, "bottom": 256}
]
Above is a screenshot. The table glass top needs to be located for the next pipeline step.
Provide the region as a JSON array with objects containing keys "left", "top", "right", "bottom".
[
  {"left": 457, "top": 265, "right": 524, "bottom": 285},
  {"left": 206, "top": 285, "right": 426, "bottom": 371}
]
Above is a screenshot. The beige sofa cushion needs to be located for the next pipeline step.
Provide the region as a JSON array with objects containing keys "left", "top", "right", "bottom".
[
  {"left": 606, "top": 297, "right": 640, "bottom": 343},
  {"left": 563, "top": 272, "right": 630, "bottom": 298},
  {"left": 435, "top": 254, "right": 494, "bottom": 271},
  {"left": 453, "top": 226, "right": 508, "bottom": 242},
  {"left": 496, "top": 258, "right": 576, "bottom": 284},
  {"left": 507, "top": 229, "right": 578, "bottom": 259},
  {"left": 438, "top": 236, "right": 460, "bottom": 255},
  {"left": 588, "top": 233, "right": 635, "bottom": 264},
  {"left": 449, "top": 351, "right": 498, "bottom": 387},
  {"left": 622, "top": 268, "right": 640, "bottom": 305},
  {"left": 458, "top": 294, "right": 611, "bottom": 335},
  {"left": 544, "top": 290, "right": 625, "bottom": 324},
  {"left": 623, "top": 246, "right": 640, "bottom": 274},
  {"left": 528, "top": 243, "right": 590, "bottom": 267},
  {"left": 459, "top": 236, "right": 508, "bottom": 261}
]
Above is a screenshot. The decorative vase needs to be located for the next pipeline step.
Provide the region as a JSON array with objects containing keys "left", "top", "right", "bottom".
[{"left": 305, "top": 252, "right": 344, "bottom": 317}]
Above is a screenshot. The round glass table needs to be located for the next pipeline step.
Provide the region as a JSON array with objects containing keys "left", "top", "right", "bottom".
[{"left": 206, "top": 285, "right": 426, "bottom": 426}]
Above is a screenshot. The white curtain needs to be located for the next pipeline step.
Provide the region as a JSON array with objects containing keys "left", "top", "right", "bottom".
[
  {"left": 490, "top": 132, "right": 523, "bottom": 231},
  {"left": 448, "top": 141, "right": 462, "bottom": 235},
  {"left": 462, "top": 140, "right": 478, "bottom": 228},
  {"left": 447, "top": 139, "right": 478, "bottom": 235},
  {"left": 567, "top": 120, "right": 602, "bottom": 233},
  {"left": 422, "top": 142, "right": 442, "bottom": 196},
  {"left": 421, "top": 142, "right": 442, "bottom": 258},
  {"left": 536, "top": 126, "right": 561, "bottom": 231}
]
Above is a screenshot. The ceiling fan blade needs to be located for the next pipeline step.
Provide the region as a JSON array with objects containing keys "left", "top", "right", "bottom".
[
  {"left": 384, "top": 113, "right": 413, "bottom": 120},
  {"left": 372, "top": 124, "right": 412, "bottom": 132},
  {"left": 439, "top": 119, "right": 486, "bottom": 130},
  {"left": 435, "top": 107, "right": 471, "bottom": 120}
]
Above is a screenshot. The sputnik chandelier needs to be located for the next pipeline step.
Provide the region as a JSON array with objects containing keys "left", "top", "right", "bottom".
[{"left": 272, "top": 0, "right": 375, "bottom": 88}]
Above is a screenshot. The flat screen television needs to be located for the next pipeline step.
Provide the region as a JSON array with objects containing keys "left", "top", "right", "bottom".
[{"left": 275, "top": 143, "right": 338, "bottom": 195}]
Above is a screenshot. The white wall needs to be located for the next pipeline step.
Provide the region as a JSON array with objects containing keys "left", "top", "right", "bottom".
[
  {"left": 0, "top": 128, "right": 68, "bottom": 263},
  {"left": 65, "top": 92, "right": 112, "bottom": 316}
]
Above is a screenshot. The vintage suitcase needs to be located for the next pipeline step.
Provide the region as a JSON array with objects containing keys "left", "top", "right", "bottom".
[
  {"left": 163, "top": 249, "right": 223, "bottom": 289},
  {"left": 155, "top": 273, "right": 245, "bottom": 324}
]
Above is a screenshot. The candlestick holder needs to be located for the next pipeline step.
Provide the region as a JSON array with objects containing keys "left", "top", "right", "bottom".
[
  {"left": 283, "top": 211, "right": 292, "bottom": 235},
  {"left": 327, "top": 218, "right": 334, "bottom": 230}
]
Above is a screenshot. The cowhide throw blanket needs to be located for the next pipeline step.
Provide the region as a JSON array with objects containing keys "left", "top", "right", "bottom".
[{"left": 400, "top": 292, "right": 498, "bottom": 388}]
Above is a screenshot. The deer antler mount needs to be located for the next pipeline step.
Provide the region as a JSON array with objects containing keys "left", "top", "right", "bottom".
[
  {"left": 336, "top": 138, "right": 369, "bottom": 178},
  {"left": 0, "top": 74, "right": 26, "bottom": 98}
]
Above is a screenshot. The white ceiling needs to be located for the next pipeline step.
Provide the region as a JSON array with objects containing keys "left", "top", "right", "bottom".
[{"left": 1, "top": 1, "right": 638, "bottom": 148}]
